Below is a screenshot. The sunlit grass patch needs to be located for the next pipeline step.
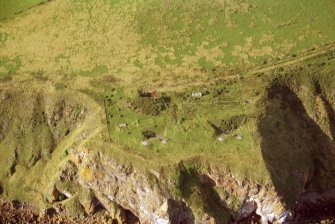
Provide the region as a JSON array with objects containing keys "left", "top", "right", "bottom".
[
  {"left": 103, "top": 78, "right": 259, "bottom": 177},
  {"left": 0, "top": 0, "right": 48, "bottom": 20}
]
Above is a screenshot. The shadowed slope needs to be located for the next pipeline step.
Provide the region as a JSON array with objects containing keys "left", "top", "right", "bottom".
[{"left": 258, "top": 79, "right": 335, "bottom": 207}]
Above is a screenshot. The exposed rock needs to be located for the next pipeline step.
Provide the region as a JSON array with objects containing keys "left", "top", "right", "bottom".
[
  {"left": 76, "top": 150, "right": 195, "bottom": 224},
  {"left": 208, "top": 170, "right": 284, "bottom": 223},
  {"left": 166, "top": 200, "right": 195, "bottom": 224},
  {"left": 237, "top": 197, "right": 257, "bottom": 221},
  {"left": 1, "top": 77, "right": 335, "bottom": 224},
  {"left": 279, "top": 211, "right": 292, "bottom": 223},
  {"left": 199, "top": 174, "right": 216, "bottom": 187}
]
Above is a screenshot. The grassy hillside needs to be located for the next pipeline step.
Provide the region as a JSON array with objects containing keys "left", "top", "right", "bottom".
[
  {"left": 0, "top": 0, "right": 48, "bottom": 21},
  {"left": 0, "top": 1, "right": 335, "bottom": 222},
  {"left": 0, "top": 0, "right": 334, "bottom": 187},
  {"left": 0, "top": 0, "right": 334, "bottom": 88},
  {"left": 0, "top": 51, "right": 334, "bottom": 220}
]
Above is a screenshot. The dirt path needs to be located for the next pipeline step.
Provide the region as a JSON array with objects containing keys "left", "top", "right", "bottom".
[
  {"left": 246, "top": 42, "right": 335, "bottom": 76},
  {"left": 160, "top": 42, "right": 335, "bottom": 92}
]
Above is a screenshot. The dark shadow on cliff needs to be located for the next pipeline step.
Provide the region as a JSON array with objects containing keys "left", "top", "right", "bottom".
[
  {"left": 314, "top": 81, "right": 335, "bottom": 142},
  {"left": 175, "top": 163, "right": 232, "bottom": 224},
  {"left": 167, "top": 199, "right": 195, "bottom": 224},
  {"left": 258, "top": 80, "right": 335, "bottom": 208}
]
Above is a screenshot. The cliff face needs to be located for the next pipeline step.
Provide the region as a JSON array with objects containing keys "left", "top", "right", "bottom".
[
  {"left": 0, "top": 82, "right": 197, "bottom": 223},
  {"left": 256, "top": 74, "right": 335, "bottom": 223},
  {"left": 0, "top": 73, "right": 335, "bottom": 224},
  {"left": 74, "top": 149, "right": 195, "bottom": 224},
  {"left": 0, "top": 82, "right": 281, "bottom": 224},
  {"left": 259, "top": 83, "right": 335, "bottom": 199},
  {"left": 60, "top": 147, "right": 285, "bottom": 224},
  {"left": 0, "top": 0, "right": 334, "bottom": 221}
]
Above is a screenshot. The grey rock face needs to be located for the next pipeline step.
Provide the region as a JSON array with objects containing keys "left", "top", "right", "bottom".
[{"left": 77, "top": 151, "right": 195, "bottom": 224}]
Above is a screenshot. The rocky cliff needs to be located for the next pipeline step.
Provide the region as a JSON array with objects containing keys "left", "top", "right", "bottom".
[{"left": 0, "top": 71, "right": 335, "bottom": 224}]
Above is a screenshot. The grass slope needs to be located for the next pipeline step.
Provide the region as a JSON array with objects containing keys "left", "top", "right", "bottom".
[
  {"left": 0, "top": 1, "right": 335, "bottom": 221},
  {"left": 0, "top": 0, "right": 334, "bottom": 87},
  {"left": 0, "top": 0, "right": 48, "bottom": 21},
  {"left": 0, "top": 0, "right": 334, "bottom": 186}
]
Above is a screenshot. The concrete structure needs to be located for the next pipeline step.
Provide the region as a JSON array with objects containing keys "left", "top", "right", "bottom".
[{"left": 192, "top": 92, "right": 202, "bottom": 98}]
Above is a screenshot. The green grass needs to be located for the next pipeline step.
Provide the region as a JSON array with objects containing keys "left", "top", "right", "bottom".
[
  {"left": 136, "top": 0, "right": 335, "bottom": 66},
  {"left": 99, "top": 50, "right": 335, "bottom": 183},
  {"left": 0, "top": 0, "right": 335, "bottom": 220},
  {"left": 0, "top": 56, "right": 21, "bottom": 76},
  {"left": 102, "top": 76, "right": 270, "bottom": 182},
  {"left": 0, "top": 0, "right": 333, "bottom": 183},
  {"left": 105, "top": 82, "right": 247, "bottom": 153},
  {"left": 0, "top": 85, "right": 99, "bottom": 208},
  {"left": 0, "top": 0, "right": 334, "bottom": 86},
  {"left": 76, "top": 65, "right": 109, "bottom": 77},
  {"left": 0, "top": 0, "right": 48, "bottom": 21}
]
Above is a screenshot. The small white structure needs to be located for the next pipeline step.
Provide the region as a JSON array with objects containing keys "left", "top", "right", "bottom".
[
  {"left": 161, "top": 139, "right": 168, "bottom": 145},
  {"left": 192, "top": 92, "right": 202, "bottom": 98},
  {"left": 245, "top": 99, "right": 253, "bottom": 104},
  {"left": 236, "top": 134, "right": 243, "bottom": 140},
  {"left": 118, "top": 123, "right": 128, "bottom": 128},
  {"left": 217, "top": 135, "right": 225, "bottom": 142},
  {"left": 141, "top": 140, "right": 150, "bottom": 146}
]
